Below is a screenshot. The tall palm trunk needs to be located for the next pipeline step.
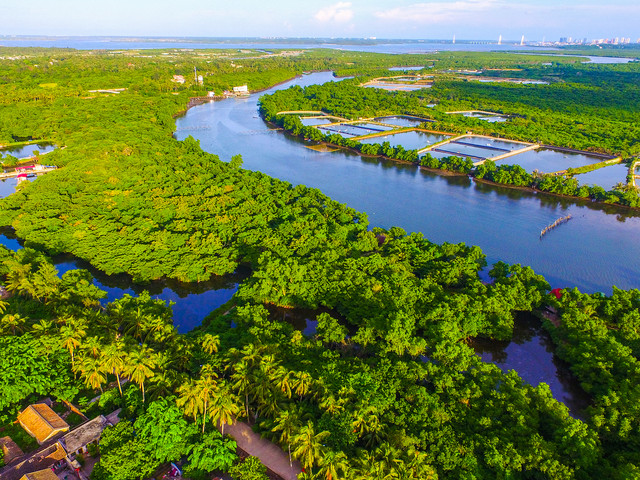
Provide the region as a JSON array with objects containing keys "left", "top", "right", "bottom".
[
  {"left": 202, "top": 400, "right": 208, "bottom": 433},
  {"left": 116, "top": 373, "right": 123, "bottom": 396}
]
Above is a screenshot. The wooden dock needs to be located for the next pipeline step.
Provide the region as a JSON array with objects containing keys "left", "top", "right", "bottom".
[{"left": 540, "top": 215, "right": 572, "bottom": 239}]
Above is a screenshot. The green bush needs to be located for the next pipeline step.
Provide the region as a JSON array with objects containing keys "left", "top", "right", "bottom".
[{"left": 229, "top": 456, "right": 269, "bottom": 480}]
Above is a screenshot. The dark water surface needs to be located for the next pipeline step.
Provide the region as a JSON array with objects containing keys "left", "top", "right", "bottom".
[
  {"left": 0, "top": 233, "right": 243, "bottom": 334},
  {"left": 471, "top": 313, "right": 589, "bottom": 417}
]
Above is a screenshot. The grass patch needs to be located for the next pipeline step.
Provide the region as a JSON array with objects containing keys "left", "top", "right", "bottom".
[
  {"left": 0, "top": 422, "right": 39, "bottom": 452},
  {"left": 66, "top": 412, "right": 85, "bottom": 427}
]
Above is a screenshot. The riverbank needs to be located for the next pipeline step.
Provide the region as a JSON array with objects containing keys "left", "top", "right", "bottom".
[{"left": 269, "top": 114, "right": 639, "bottom": 210}]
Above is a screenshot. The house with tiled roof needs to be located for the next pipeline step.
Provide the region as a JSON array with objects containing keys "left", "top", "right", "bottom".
[
  {"left": 0, "top": 443, "right": 66, "bottom": 480},
  {"left": 17, "top": 404, "right": 69, "bottom": 445},
  {"left": 58, "top": 414, "right": 111, "bottom": 459},
  {"left": 19, "top": 468, "right": 59, "bottom": 480}
]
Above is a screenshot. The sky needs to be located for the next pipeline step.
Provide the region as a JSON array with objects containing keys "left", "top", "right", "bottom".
[{"left": 1, "top": 0, "right": 638, "bottom": 42}]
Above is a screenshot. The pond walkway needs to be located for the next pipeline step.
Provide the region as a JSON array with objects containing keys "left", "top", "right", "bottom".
[{"left": 225, "top": 420, "right": 302, "bottom": 480}]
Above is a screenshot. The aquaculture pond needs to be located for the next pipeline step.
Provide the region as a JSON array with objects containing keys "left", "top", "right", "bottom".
[
  {"left": 388, "top": 66, "right": 425, "bottom": 71},
  {"left": 430, "top": 141, "right": 519, "bottom": 160},
  {"left": 457, "top": 136, "right": 529, "bottom": 152},
  {"left": 460, "top": 112, "right": 509, "bottom": 123},
  {"left": 375, "top": 115, "right": 432, "bottom": 128},
  {"left": 476, "top": 78, "right": 549, "bottom": 85},
  {"left": 365, "top": 81, "right": 431, "bottom": 91},
  {"left": 498, "top": 148, "right": 607, "bottom": 174},
  {"left": 575, "top": 163, "right": 629, "bottom": 190},
  {"left": 318, "top": 122, "right": 392, "bottom": 137},
  {"left": 359, "top": 131, "right": 451, "bottom": 150},
  {"left": 299, "top": 116, "right": 333, "bottom": 126}
]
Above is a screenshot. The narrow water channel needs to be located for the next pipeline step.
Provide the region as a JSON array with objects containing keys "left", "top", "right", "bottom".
[{"left": 0, "top": 232, "right": 243, "bottom": 334}]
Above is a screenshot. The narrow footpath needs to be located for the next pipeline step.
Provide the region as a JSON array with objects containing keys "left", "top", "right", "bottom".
[{"left": 224, "top": 421, "right": 302, "bottom": 480}]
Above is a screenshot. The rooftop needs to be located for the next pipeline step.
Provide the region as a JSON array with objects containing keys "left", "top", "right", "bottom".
[
  {"left": 20, "top": 469, "right": 60, "bottom": 480},
  {"left": 17, "top": 405, "right": 69, "bottom": 445},
  {"left": 58, "top": 416, "right": 108, "bottom": 454}
]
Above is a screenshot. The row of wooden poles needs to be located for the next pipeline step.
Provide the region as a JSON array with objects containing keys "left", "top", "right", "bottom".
[{"left": 540, "top": 214, "right": 572, "bottom": 239}]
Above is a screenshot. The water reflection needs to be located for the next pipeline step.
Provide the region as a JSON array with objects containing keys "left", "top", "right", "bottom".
[
  {"left": 471, "top": 312, "right": 590, "bottom": 417},
  {"left": 0, "top": 232, "right": 245, "bottom": 333}
]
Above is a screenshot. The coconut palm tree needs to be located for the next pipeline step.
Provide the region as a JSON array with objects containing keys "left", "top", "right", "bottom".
[
  {"left": 124, "top": 345, "right": 157, "bottom": 402},
  {"left": 82, "top": 336, "right": 103, "bottom": 358},
  {"left": 209, "top": 382, "right": 240, "bottom": 436},
  {"left": 74, "top": 354, "right": 107, "bottom": 392},
  {"left": 318, "top": 450, "right": 349, "bottom": 480},
  {"left": 291, "top": 421, "right": 329, "bottom": 472},
  {"left": 196, "top": 365, "right": 219, "bottom": 432},
  {"left": 1, "top": 313, "right": 27, "bottom": 335},
  {"left": 201, "top": 333, "right": 220, "bottom": 355},
  {"left": 31, "top": 319, "right": 55, "bottom": 336},
  {"left": 273, "top": 367, "right": 294, "bottom": 399},
  {"left": 272, "top": 409, "right": 302, "bottom": 467},
  {"left": 177, "top": 378, "right": 203, "bottom": 424},
  {"left": 59, "top": 321, "right": 87, "bottom": 368},
  {"left": 101, "top": 341, "right": 127, "bottom": 396},
  {"left": 294, "top": 371, "right": 313, "bottom": 399},
  {"left": 230, "top": 357, "right": 255, "bottom": 420}
]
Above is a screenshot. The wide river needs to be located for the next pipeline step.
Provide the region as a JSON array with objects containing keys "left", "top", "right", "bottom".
[{"left": 175, "top": 71, "right": 640, "bottom": 295}]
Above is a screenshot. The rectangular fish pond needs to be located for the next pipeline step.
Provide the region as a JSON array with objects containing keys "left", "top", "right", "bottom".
[
  {"left": 449, "top": 111, "right": 510, "bottom": 123},
  {"left": 453, "top": 136, "right": 530, "bottom": 152},
  {"left": 358, "top": 131, "right": 451, "bottom": 151},
  {"left": 300, "top": 116, "right": 335, "bottom": 126},
  {"left": 496, "top": 148, "right": 611, "bottom": 174},
  {"left": 365, "top": 81, "right": 431, "bottom": 91},
  {"left": 317, "top": 122, "right": 394, "bottom": 138},
  {"left": 574, "top": 163, "right": 629, "bottom": 190},
  {"left": 374, "top": 115, "right": 433, "bottom": 128},
  {"left": 430, "top": 137, "right": 528, "bottom": 161},
  {"left": 388, "top": 66, "right": 426, "bottom": 71}
]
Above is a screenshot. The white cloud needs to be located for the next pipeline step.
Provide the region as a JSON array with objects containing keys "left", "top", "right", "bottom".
[
  {"left": 375, "top": 0, "right": 499, "bottom": 23},
  {"left": 314, "top": 2, "right": 354, "bottom": 23}
]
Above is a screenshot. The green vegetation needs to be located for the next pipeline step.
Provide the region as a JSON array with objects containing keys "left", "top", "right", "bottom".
[{"left": 1, "top": 47, "right": 640, "bottom": 479}]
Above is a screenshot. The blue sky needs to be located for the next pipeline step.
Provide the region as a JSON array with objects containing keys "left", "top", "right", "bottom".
[{"left": 2, "top": 0, "right": 638, "bottom": 41}]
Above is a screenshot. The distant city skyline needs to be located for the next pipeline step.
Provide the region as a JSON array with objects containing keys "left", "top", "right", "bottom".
[{"left": 1, "top": 0, "right": 638, "bottom": 41}]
